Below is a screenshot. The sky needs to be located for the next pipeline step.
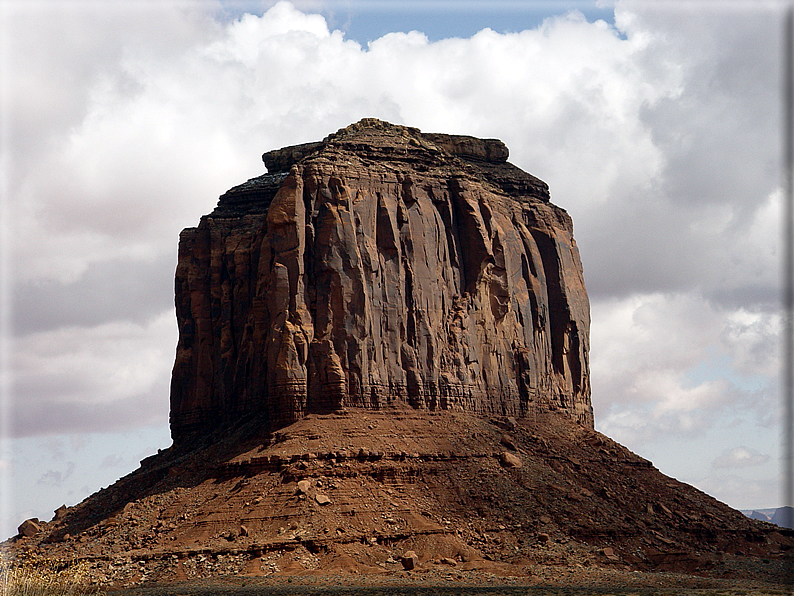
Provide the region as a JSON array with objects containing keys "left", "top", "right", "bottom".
[{"left": 0, "top": 0, "right": 788, "bottom": 539}]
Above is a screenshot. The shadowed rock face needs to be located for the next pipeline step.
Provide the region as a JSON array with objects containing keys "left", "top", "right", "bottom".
[{"left": 170, "top": 119, "right": 592, "bottom": 442}]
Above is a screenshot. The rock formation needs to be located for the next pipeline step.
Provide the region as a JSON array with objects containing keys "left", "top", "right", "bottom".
[
  {"left": 170, "top": 119, "right": 592, "bottom": 441},
  {"left": 5, "top": 120, "right": 791, "bottom": 592}
]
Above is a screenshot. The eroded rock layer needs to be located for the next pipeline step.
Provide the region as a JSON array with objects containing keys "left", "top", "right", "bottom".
[{"left": 170, "top": 119, "right": 592, "bottom": 441}]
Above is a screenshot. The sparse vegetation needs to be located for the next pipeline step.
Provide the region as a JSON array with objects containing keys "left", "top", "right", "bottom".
[{"left": 0, "top": 553, "right": 103, "bottom": 596}]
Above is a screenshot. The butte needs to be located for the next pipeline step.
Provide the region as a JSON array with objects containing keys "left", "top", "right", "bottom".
[{"left": 5, "top": 119, "right": 792, "bottom": 590}]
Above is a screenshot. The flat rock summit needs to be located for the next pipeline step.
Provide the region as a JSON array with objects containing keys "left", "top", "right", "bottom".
[{"left": 5, "top": 119, "right": 792, "bottom": 591}]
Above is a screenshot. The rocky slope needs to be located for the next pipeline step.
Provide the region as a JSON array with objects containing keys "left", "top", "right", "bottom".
[
  {"left": 8, "top": 410, "right": 792, "bottom": 589},
  {"left": 170, "top": 119, "right": 592, "bottom": 441}
]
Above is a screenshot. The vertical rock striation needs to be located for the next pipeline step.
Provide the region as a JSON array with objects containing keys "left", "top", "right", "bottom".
[{"left": 170, "top": 119, "right": 592, "bottom": 441}]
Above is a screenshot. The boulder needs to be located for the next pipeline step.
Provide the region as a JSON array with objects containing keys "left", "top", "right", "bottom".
[
  {"left": 500, "top": 435, "right": 518, "bottom": 451},
  {"left": 401, "top": 550, "right": 419, "bottom": 570},
  {"left": 18, "top": 518, "right": 42, "bottom": 537},
  {"left": 500, "top": 451, "right": 522, "bottom": 468}
]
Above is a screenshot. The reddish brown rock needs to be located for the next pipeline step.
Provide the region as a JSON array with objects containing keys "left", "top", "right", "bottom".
[
  {"left": 500, "top": 451, "right": 522, "bottom": 468},
  {"left": 18, "top": 518, "right": 42, "bottom": 537},
  {"left": 4, "top": 409, "right": 790, "bottom": 588},
  {"left": 401, "top": 550, "right": 419, "bottom": 570},
  {"left": 170, "top": 118, "right": 592, "bottom": 442}
]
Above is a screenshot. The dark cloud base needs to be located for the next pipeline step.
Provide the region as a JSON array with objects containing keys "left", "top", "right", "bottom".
[
  {"left": 14, "top": 254, "right": 175, "bottom": 335},
  {"left": 10, "top": 392, "right": 169, "bottom": 439}
]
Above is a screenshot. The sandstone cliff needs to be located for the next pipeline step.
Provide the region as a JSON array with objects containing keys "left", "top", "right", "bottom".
[{"left": 170, "top": 119, "right": 592, "bottom": 441}]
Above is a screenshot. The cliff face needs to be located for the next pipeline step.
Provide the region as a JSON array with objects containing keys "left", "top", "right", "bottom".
[{"left": 170, "top": 119, "right": 592, "bottom": 441}]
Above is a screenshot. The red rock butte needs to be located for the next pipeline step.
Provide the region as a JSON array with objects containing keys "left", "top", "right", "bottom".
[
  {"left": 6, "top": 120, "right": 790, "bottom": 591},
  {"left": 170, "top": 118, "right": 593, "bottom": 442}
]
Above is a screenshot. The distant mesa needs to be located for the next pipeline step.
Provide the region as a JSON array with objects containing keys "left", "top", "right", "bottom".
[
  {"left": 747, "top": 510, "right": 772, "bottom": 522},
  {"left": 750, "top": 507, "right": 794, "bottom": 529},
  {"left": 741, "top": 507, "right": 794, "bottom": 529},
  {"left": 170, "top": 118, "right": 592, "bottom": 442},
  {"left": 771, "top": 506, "right": 794, "bottom": 529}
]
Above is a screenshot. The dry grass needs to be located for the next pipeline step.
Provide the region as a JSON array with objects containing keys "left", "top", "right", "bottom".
[{"left": 0, "top": 553, "right": 103, "bottom": 596}]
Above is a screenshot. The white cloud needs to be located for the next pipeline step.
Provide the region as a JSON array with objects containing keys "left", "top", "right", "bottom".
[
  {"left": 712, "top": 446, "right": 771, "bottom": 470},
  {"left": 100, "top": 453, "right": 126, "bottom": 470},
  {"left": 11, "top": 0, "right": 777, "bottom": 299},
  {"left": 592, "top": 292, "right": 779, "bottom": 445},
  {"left": 691, "top": 473, "right": 780, "bottom": 512},
  {"left": 2, "top": 425, "right": 172, "bottom": 539},
  {"left": 721, "top": 306, "right": 782, "bottom": 379}
]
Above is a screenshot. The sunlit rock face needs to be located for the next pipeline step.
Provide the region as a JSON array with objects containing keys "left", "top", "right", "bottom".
[{"left": 169, "top": 119, "right": 592, "bottom": 442}]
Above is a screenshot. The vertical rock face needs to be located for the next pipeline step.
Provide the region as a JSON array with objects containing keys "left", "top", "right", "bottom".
[{"left": 170, "top": 119, "right": 592, "bottom": 442}]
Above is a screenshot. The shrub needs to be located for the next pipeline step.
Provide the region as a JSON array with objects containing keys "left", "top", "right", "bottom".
[{"left": 0, "top": 553, "right": 103, "bottom": 596}]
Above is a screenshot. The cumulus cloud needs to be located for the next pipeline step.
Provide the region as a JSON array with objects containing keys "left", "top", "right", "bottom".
[
  {"left": 692, "top": 473, "right": 780, "bottom": 511},
  {"left": 712, "top": 446, "right": 771, "bottom": 470},
  {"left": 592, "top": 293, "right": 779, "bottom": 445},
  {"left": 13, "top": 254, "right": 175, "bottom": 334},
  {"left": 2, "top": 0, "right": 785, "bottom": 511},
  {"left": 573, "top": 3, "right": 782, "bottom": 308},
  {"left": 10, "top": 312, "right": 175, "bottom": 437}
]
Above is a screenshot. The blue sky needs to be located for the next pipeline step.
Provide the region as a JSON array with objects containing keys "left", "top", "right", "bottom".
[
  {"left": 0, "top": 0, "right": 786, "bottom": 539},
  {"left": 215, "top": 1, "right": 617, "bottom": 43}
]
